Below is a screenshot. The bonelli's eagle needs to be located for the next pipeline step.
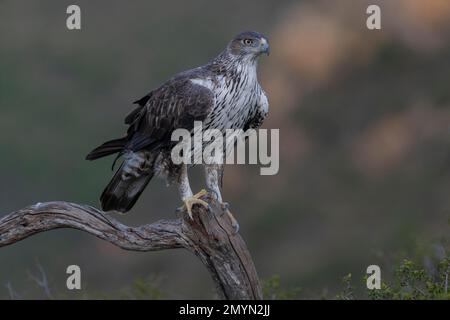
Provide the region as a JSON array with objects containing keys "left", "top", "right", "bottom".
[{"left": 86, "top": 31, "right": 270, "bottom": 231}]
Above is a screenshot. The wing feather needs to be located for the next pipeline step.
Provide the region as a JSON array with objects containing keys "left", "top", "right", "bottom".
[{"left": 125, "top": 73, "right": 214, "bottom": 152}]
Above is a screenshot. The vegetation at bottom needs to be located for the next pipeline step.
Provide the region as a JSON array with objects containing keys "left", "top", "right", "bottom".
[{"left": 3, "top": 237, "right": 449, "bottom": 300}]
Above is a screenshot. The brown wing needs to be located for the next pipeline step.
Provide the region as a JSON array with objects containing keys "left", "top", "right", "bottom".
[{"left": 124, "top": 74, "right": 214, "bottom": 152}]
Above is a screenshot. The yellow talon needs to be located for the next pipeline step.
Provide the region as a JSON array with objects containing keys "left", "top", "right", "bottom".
[{"left": 183, "top": 189, "right": 209, "bottom": 219}]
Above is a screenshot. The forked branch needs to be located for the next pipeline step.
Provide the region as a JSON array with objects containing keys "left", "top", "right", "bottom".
[{"left": 0, "top": 195, "right": 262, "bottom": 299}]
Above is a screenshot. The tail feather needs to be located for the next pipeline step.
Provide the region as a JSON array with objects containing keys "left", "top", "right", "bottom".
[
  {"left": 100, "top": 162, "right": 154, "bottom": 213},
  {"left": 86, "top": 137, "right": 127, "bottom": 160}
]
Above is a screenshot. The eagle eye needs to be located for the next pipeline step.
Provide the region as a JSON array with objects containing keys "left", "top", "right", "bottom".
[{"left": 242, "top": 38, "right": 254, "bottom": 46}]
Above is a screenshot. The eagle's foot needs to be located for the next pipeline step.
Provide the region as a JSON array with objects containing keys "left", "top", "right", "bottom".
[
  {"left": 225, "top": 209, "right": 239, "bottom": 234},
  {"left": 182, "top": 189, "right": 210, "bottom": 220},
  {"left": 208, "top": 188, "right": 221, "bottom": 202}
]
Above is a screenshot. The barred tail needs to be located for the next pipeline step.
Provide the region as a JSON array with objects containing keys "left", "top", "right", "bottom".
[{"left": 100, "top": 162, "right": 154, "bottom": 213}]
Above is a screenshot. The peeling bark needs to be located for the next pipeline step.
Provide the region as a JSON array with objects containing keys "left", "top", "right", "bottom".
[{"left": 0, "top": 195, "right": 262, "bottom": 299}]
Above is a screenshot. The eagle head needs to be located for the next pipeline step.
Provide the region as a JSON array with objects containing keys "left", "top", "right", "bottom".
[{"left": 228, "top": 31, "right": 270, "bottom": 57}]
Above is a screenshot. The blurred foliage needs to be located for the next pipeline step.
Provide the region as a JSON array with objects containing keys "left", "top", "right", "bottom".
[
  {"left": 3, "top": 236, "right": 449, "bottom": 300},
  {"left": 123, "top": 276, "right": 165, "bottom": 300},
  {"left": 83, "top": 275, "right": 166, "bottom": 300},
  {"left": 368, "top": 258, "right": 450, "bottom": 300},
  {"left": 262, "top": 275, "right": 302, "bottom": 300},
  {"left": 335, "top": 274, "right": 355, "bottom": 300},
  {"left": 3, "top": 273, "right": 166, "bottom": 300},
  {"left": 262, "top": 234, "right": 450, "bottom": 300},
  {"left": 334, "top": 240, "right": 450, "bottom": 300}
]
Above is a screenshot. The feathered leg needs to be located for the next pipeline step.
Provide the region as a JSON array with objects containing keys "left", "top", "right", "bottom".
[
  {"left": 178, "top": 164, "right": 209, "bottom": 219},
  {"left": 204, "top": 164, "right": 239, "bottom": 233}
]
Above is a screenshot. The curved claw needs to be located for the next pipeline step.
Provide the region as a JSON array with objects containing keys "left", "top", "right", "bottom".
[
  {"left": 181, "top": 189, "right": 210, "bottom": 220},
  {"left": 208, "top": 188, "right": 221, "bottom": 201},
  {"left": 185, "top": 198, "right": 209, "bottom": 220},
  {"left": 226, "top": 209, "right": 239, "bottom": 234}
]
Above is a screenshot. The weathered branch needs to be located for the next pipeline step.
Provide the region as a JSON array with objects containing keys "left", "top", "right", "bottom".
[{"left": 0, "top": 195, "right": 262, "bottom": 299}]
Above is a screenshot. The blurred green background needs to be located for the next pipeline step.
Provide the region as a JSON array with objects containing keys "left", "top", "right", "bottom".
[{"left": 0, "top": 0, "right": 449, "bottom": 299}]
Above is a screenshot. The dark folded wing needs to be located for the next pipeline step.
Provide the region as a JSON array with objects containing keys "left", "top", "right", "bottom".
[{"left": 124, "top": 75, "right": 214, "bottom": 152}]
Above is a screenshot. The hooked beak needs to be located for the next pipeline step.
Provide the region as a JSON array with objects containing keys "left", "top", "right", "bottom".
[{"left": 260, "top": 38, "right": 270, "bottom": 56}]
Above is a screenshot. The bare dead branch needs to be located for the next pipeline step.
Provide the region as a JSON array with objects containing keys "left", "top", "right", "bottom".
[{"left": 0, "top": 195, "right": 262, "bottom": 299}]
